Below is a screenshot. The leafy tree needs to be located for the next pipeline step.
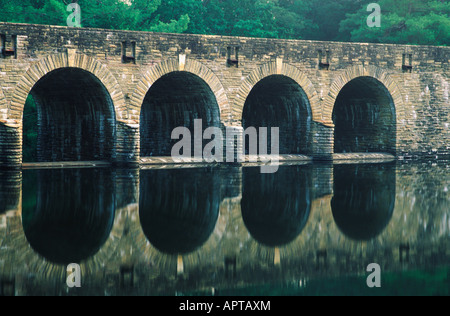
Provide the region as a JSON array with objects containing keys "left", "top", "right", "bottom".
[
  {"left": 192, "top": 0, "right": 281, "bottom": 38},
  {"left": 0, "top": 0, "right": 448, "bottom": 44},
  {"left": 306, "top": 0, "right": 367, "bottom": 41},
  {"left": 79, "top": 0, "right": 190, "bottom": 32},
  {"left": 153, "top": 0, "right": 206, "bottom": 34},
  {"left": 228, "top": 0, "right": 279, "bottom": 38},
  {"left": 272, "top": 0, "right": 316, "bottom": 40},
  {"left": 0, "top": 0, "right": 66, "bottom": 26},
  {"left": 0, "top": 0, "right": 190, "bottom": 33},
  {"left": 340, "top": 0, "right": 450, "bottom": 45}
]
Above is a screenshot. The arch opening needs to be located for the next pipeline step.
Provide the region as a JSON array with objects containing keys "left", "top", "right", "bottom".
[
  {"left": 331, "top": 163, "right": 396, "bottom": 241},
  {"left": 22, "top": 168, "right": 116, "bottom": 264},
  {"left": 332, "top": 77, "right": 396, "bottom": 154},
  {"left": 242, "top": 75, "right": 312, "bottom": 155},
  {"left": 139, "top": 168, "right": 221, "bottom": 255},
  {"left": 139, "top": 72, "right": 221, "bottom": 157},
  {"left": 241, "top": 166, "right": 312, "bottom": 247},
  {"left": 23, "top": 68, "right": 116, "bottom": 163}
]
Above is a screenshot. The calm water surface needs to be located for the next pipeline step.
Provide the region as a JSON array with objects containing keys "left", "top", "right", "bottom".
[{"left": 0, "top": 161, "right": 449, "bottom": 295}]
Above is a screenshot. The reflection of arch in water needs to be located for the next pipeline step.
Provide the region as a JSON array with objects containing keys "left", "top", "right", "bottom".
[
  {"left": 331, "top": 163, "right": 396, "bottom": 241},
  {"left": 139, "top": 168, "right": 221, "bottom": 255},
  {"left": 0, "top": 170, "right": 22, "bottom": 249},
  {"left": 136, "top": 168, "right": 227, "bottom": 274},
  {"left": 241, "top": 166, "right": 312, "bottom": 247},
  {"left": 22, "top": 168, "right": 118, "bottom": 265}
]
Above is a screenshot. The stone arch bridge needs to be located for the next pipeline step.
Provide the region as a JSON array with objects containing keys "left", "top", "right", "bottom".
[{"left": 0, "top": 22, "right": 449, "bottom": 167}]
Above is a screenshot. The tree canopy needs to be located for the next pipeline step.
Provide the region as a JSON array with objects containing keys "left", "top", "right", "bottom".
[{"left": 0, "top": 0, "right": 448, "bottom": 45}]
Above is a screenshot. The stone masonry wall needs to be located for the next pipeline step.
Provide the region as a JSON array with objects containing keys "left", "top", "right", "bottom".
[{"left": 0, "top": 22, "right": 448, "bottom": 166}]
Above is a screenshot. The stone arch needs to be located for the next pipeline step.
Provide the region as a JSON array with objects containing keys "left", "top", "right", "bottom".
[
  {"left": 322, "top": 65, "right": 405, "bottom": 126},
  {"left": 233, "top": 61, "right": 320, "bottom": 123},
  {"left": 324, "top": 66, "right": 406, "bottom": 155},
  {"left": 9, "top": 51, "right": 127, "bottom": 121},
  {"left": 129, "top": 58, "right": 229, "bottom": 122}
]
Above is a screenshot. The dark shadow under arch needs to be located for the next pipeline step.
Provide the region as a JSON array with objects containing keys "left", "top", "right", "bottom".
[
  {"left": 333, "top": 77, "right": 396, "bottom": 154},
  {"left": 24, "top": 68, "right": 116, "bottom": 162},
  {"left": 139, "top": 72, "right": 221, "bottom": 157},
  {"left": 242, "top": 75, "right": 312, "bottom": 155}
]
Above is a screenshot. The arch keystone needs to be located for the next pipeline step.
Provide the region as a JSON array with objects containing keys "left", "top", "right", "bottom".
[
  {"left": 276, "top": 58, "right": 283, "bottom": 75},
  {"left": 179, "top": 54, "right": 186, "bottom": 71},
  {"left": 66, "top": 48, "right": 77, "bottom": 67}
]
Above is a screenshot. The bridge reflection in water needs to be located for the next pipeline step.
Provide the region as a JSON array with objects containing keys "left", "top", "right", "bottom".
[
  {"left": 241, "top": 166, "right": 312, "bottom": 247},
  {"left": 0, "top": 162, "right": 449, "bottom": 295},
  {"left": 139, "top": 168, "right": 221, "bottom": 255},
  {"left": 22, "top": 169, "right": 116, "bottom": 264},
  {"left": 331, "top": 163, "right": 396, "bottom": 241}
]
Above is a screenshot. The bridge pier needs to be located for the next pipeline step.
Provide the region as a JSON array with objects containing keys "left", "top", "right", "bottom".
[
  {"left": 223, "top": 125, "right": 244, "bottom": 164},
  {"left": 310, "top": 121, "right": 334, "bottom": 161},
  {"left": 0, "top": 123, "right": 21, "bottom": 168},
  {"left": 115, "top": 121, "right": 140, "bottom": 167}
]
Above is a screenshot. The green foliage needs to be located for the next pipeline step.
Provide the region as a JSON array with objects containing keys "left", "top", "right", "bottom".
[
  {"left": 151, "top": 14, "right": 190, "bottom": 33},
  {"left": 341, "top": 0, "right": 450, "bottom": 45},
  {"left": 0, "top": 0, "right": 448, "bottom": 44},
  {"left": 0, "top": 0, "right": 189, "bottom": 33},
  {"left": 153, "top": 0, "right": 206, "bottom": 34},
  {"left": 0, "top": 0, "right": 67, "bottom": 26}
]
